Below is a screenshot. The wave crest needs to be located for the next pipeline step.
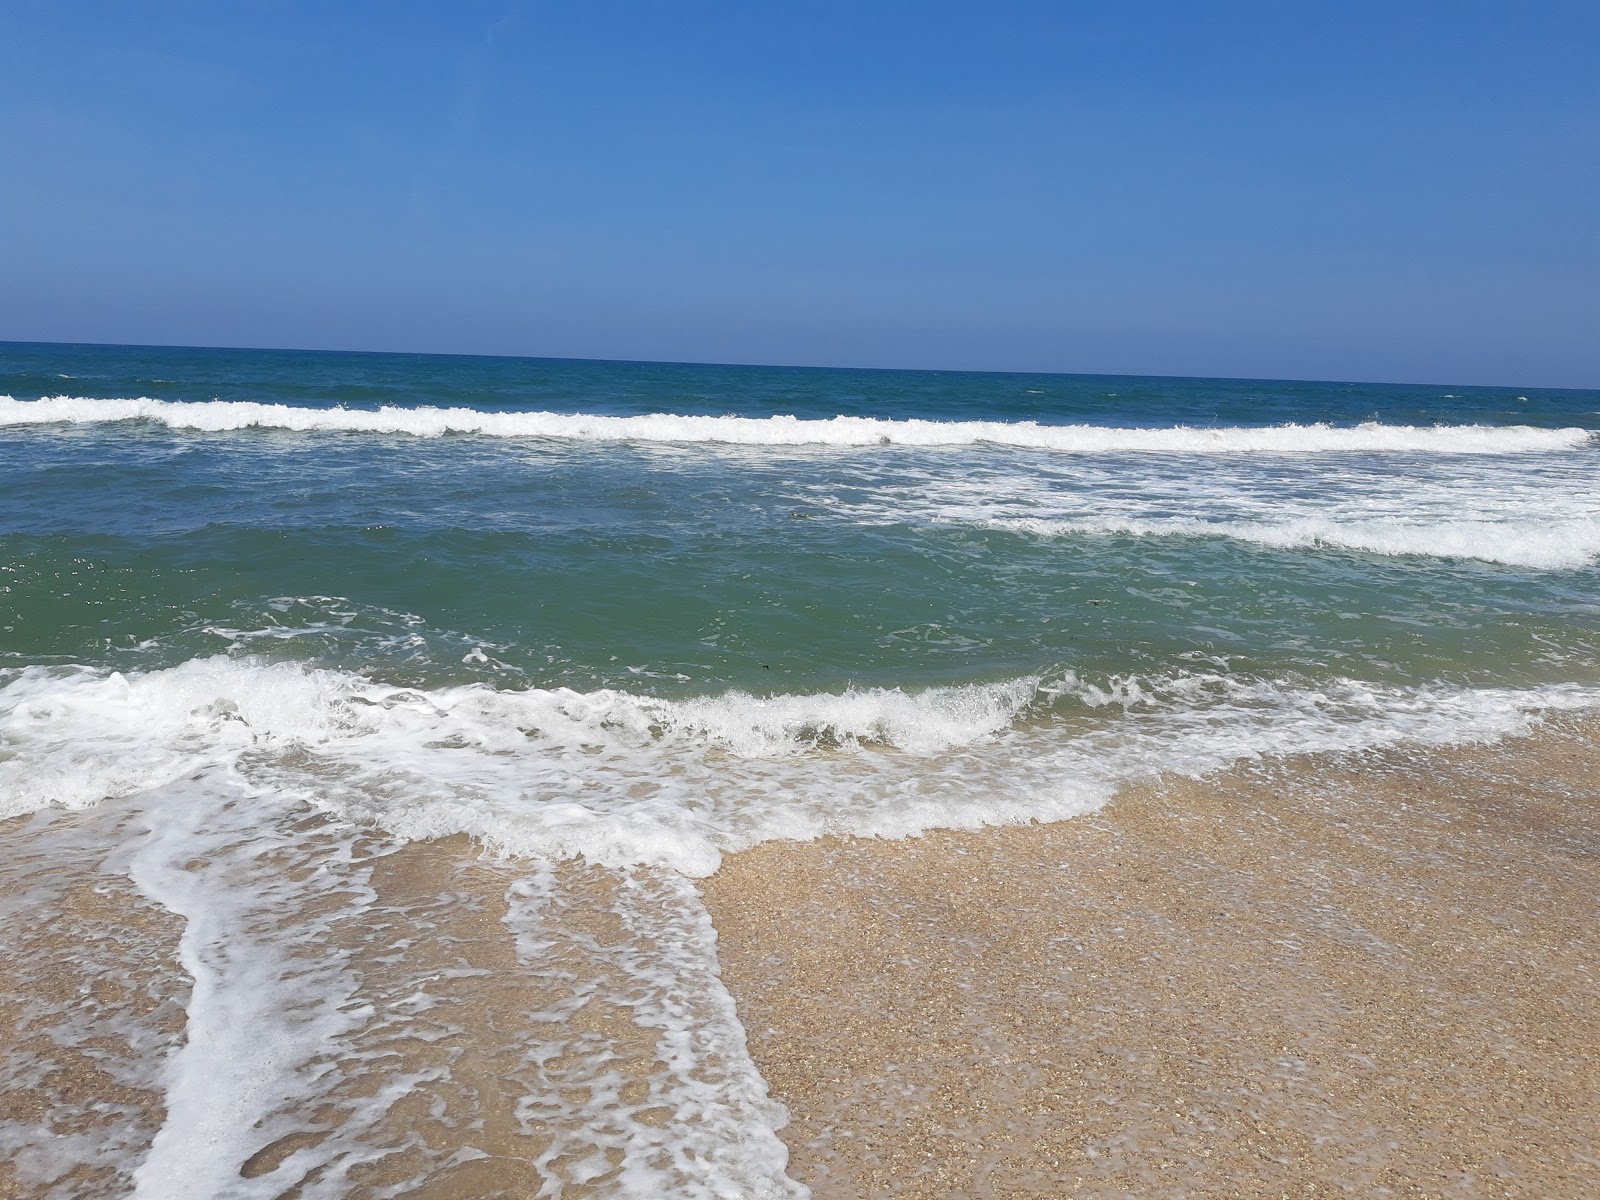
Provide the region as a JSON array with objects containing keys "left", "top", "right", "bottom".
[
  {"left": 979, "top": 514, "right": 1600, "bottom": 569},
  {"left": 4, "top": 657, "right": 1596, "bottom": 875},
  {"left": 1, "top": 396, "right": 1590, "bottom": 454}
]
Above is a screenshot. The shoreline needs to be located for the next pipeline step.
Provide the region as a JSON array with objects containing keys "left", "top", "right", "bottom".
[
  {"left": 703, "top": 716, "right": 1600, "bottom": 1197},
  {"left": 1, "top": 716, "right": 1596, "bottom": 1196}
]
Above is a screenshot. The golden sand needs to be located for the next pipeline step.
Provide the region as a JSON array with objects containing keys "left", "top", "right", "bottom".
[
  {"left": 3, "top": 720, "right": 1597, "bottom": 1197},
  {"left": 702, "top": 718, "right": 1600, "bottom": 1197},
  {"left": 0, "top": 820, "right": 721, "bottom": 1200}
]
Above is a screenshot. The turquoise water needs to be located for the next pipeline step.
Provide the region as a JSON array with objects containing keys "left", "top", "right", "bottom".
[
  {"left": 3, "top": 341, "right": 1599, "bottom": 869},
  {"left": 4, "top": 341, "right": 1600, "bottom": 1198}
]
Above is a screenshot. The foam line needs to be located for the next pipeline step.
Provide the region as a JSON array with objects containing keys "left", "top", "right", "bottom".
[
  {"left": 121, "top": 784, "right": 387, "bottom": 1200},
  {"left": 979, "top": 514, "right": 1600, "bottom": 569},
  {"left": 503, "top": 866, "right": 807, "bottom": 1198},
  {"left": 1, "top": 395, "right": 1590, "bottom": 453},
  {"left": 4, "top": 657, "right": 1597, "bottom": 876}
]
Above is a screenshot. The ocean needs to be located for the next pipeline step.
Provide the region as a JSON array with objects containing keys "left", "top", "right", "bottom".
[{"left": 2, "top": 341, "right": 1598, "bottom": 1198}]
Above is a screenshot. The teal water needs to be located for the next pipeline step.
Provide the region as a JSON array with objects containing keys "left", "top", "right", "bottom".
[
  {"left": 3, "top": 339, "right": 1600, "bottom": 868},
  {"left": 4, "top": 341, "right": 1600, "bottom": 1198},
  {"left": 4, "top": 342, "right": 1597, "bottom": 691}
]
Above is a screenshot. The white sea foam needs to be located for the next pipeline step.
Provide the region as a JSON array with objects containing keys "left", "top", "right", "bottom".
[
  {"left": 0, "top": 395, "right": 1590, "bottom": 453},
  {"left": 3, "top": 657, "right": 1595, "bottom": 877},
  {"left": 502, "top": 865, "right": 804, "bottom": 1198},
  {"left": 0, "top": 780, "right": 806, "bottom": 1198},
  {"left": 2, "top": 657, "right": 1592, "bottom": 1192},
  {"left": 982, "top": 514, "right": 1600, "bottom": 570},
  {"left": 124, "top": 784, "right": 388, "bottom": 1200},
  {"left": 810, "top": 451, "right": 1600, "bottom": 568}
]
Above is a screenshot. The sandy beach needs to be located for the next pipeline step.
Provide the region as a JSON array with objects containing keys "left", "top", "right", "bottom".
[
  {"left": 704, "top": 717, "right": 1600, "bottom": 1197},
  {"left": 6, "top": 2, "right": 1599, "bottom": 1191},
  {"left": 3, "top": 718, "right": 1597, "bottom": 1197}
]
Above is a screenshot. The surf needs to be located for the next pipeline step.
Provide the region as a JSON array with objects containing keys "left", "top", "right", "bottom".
[{"left": 1, "top": 395, "right": 1591, "bottom": 453}]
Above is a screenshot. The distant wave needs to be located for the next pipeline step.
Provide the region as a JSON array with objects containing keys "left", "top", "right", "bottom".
[
  {"left": 977, "top": 515, "right": 1600, "bottom": 570},
  {"left": 1, "top": 395, "right": 1590, "bottom": 454}
]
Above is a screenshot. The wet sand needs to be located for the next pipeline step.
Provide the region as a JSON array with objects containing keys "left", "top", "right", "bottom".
[
  {"left": 703, "top": 717, "right": 1600, "bottom": 1198},
  {"left": 3, "top": 719, "right": 1597, "bottom": 1197},
  {"left": 0, "top": 811, "right": 793, "bottom": 1199}
]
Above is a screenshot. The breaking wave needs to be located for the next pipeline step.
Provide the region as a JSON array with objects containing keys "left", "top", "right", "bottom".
[
  {"left": 1, "top": 395, "right": 1591, "bottom": 453},
  {"left": 4, "top": 657, "right": 1595, "bottom": 876},
  {"left": 979, "top": 514, "right": 1600, "bottom": 569}
]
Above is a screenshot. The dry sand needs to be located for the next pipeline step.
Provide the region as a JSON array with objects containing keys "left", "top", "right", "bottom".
[{"left": 703, "top": 717, "right": 1600, "bottom": 1198}]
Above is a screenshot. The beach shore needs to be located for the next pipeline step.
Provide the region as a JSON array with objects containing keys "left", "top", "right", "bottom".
[
  {"left": 3, "top": 718, "right": 1596, "bottom": 1197},
  {"left": 703, "top": 716, "right": 1600, "bottom": 1198}
]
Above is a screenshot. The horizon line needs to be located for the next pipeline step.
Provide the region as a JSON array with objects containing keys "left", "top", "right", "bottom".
[{"left": 0, "top": 337, "right": 1591, "bottom": 396}]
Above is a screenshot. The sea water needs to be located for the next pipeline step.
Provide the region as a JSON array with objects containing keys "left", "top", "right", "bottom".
[{"left": 1, "top": 342, "right": 1597, "bottom": 1197}]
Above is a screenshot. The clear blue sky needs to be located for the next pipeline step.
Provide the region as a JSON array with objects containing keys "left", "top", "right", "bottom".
[{"left": 2, "top": 1, "right": 1595, "bottom": 386}]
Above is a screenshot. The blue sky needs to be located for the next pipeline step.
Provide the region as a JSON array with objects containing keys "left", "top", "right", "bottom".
[{"left": 2, "top": 1, "right": 1595, "bottom": 386}]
